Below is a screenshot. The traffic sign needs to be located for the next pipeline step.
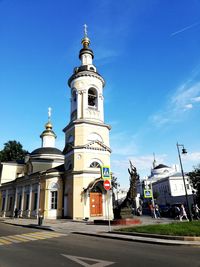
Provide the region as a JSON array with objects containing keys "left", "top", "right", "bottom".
[
  {"left": 144, "top": 189, "right": 152, "bottom": 198},
  {"left": 103, "top": 180, "right": 111, "bottom": 191},
  {"left": 101, "top": 166, "right": 110, "bottom": 179}
]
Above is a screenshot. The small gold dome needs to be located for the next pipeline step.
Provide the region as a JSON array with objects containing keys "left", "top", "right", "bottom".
[
  {"left": 81, "top": 37, "right": 90, "bottom": 48},
  {"left": 45, "top": 121, "right": 52, "bottom": 130}
]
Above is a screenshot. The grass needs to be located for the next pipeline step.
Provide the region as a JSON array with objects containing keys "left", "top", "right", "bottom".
[{"left": 117, "top": 221, "right": 200, "bottom": 236}]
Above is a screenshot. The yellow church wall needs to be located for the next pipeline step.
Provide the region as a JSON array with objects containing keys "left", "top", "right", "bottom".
[
  {"left": 74, "top": 124, "right": 110, "bottom": 147},
  {"left": 65, "top": 176, "right": 73, "bottom": 218},
  {"left": 73, "top": 151, "right": 110, "bottom": 172},
  {"left": 73, "top": 176, "right": 84, "bottom": 219},
  {"left": 42, "top": 177, "right": 63, "bottom": 219},
  {"left": 0, "top": 163, "right": 24, "bottom": 184},
  {"left": 32, "top": 161, "right": 63, "bottom": 173}
]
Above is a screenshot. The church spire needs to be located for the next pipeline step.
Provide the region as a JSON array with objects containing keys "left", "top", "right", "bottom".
[
  {"left": 40, "top": 107, "right": 57, "bottom": 148},
  {"left": 152, "top": 153, "right": 157, "bottom": 168},
  {"left": 81, "top": 24, "right": 90, "bottom": 48},
  {"left": 79, "top": 24, "right": 94, "bottom": 63}
]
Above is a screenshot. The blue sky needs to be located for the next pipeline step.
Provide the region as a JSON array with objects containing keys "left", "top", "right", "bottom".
[{"left": 1, "top": 0, "right": 200, "bottom": 187}]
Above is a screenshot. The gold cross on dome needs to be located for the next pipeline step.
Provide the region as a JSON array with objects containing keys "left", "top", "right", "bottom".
[
  {"left": 48, "top": 107, "right": 52, "bottom": 121},
  {"left": 83, "top": 24, "right": 88, "bottom": 37}
]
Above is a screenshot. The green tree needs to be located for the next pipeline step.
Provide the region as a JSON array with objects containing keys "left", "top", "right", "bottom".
[
  {"left": 188, "top": 164, "right": 200, "bottom": 206},
  {"left": 0, "top": 140, "right": 28, "bottom": 162}
]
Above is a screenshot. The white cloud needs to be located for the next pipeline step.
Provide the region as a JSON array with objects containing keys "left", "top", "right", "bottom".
[
  {"left": 192, "top": 96, "right": 200, "bottom": 102},
  {"left": 150, "top": 79, "right": 200, "bottom": 126},
  {"left": 183, "top": 152, "right": 200, "bottom": 162},
  {"left": 111, "top": 153, "right": 168, "bottom": 185},
  {"left": 111, "top": 132, "right": 138, "bottom": 156},
  {"left": 171, "top": 82, "right": 200, "bottom": 109},
  {"left": 171, "top": 22, "right": 200, "bottom": 37},
  {"left": 184, "top": 103, "right": 193, "bottom": 110}
]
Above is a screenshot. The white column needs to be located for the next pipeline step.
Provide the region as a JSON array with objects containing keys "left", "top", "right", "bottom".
[
  {"left": 3, "top": 190, "right": 8, "bottom": 217},
  {"left": 19, "top": 187, "right": 25, "bottom": 217},
  {"left": 28, "top": 185, "right": 32, "bottom": 218},
  {"left": 82, "top": 90, "right": 86, "bottom": 118},
  {"left": 36, "top": 182, "right": 40, "bottom": 219},
  {"left": 77, "top": 91, "right": 82, "bottom": 119},
  {"left": 99, "top": 93, "right": 104, "bottom": 122},
  {"left": 13, "top": 187, "right": 18, "bottom": 217}
]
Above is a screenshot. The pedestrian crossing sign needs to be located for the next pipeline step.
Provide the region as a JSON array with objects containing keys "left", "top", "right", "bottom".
[
  {"left": 101, "top": 166, "right": 111, "bottom": 179},
  {"left": 144, "top": 189, "right": 152, "bottom": 198}
]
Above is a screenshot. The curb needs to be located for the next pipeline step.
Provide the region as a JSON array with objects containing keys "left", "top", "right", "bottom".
[
  {"left": 72, "top": 231, "right": 200, "bottom": 246},
  {"left": 110, "top": 231, "right": 200, "bottom": 241},
  {"left": 2, "top": 221, "right": 54, "bottom": 231}
]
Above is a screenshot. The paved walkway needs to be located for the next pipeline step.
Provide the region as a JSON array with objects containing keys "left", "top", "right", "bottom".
[{"left": 0, "top": 216, "right": 199, "bottom": 246}]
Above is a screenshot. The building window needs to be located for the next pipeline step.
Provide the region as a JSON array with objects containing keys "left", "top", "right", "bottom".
[
  {"left": 9, "top": 196, "right": 13, "bottom": 211},
  {"left": 90, "top": 161, "right": 101, "bottom": 168},
  {"left": 26, "top": 194, "right": 29, "bottom": 210},
  {"left": 33, "top": 193, "right": 38, "bottom": 210},
  {"left": 51, "top": 191, "right": 58, "bottom": 209},
  {"left": 186, "top": 184, "right": 190, "bottom": 190},
  {"left": 88, "top": 88, "right": 97, "bottom": 107}
]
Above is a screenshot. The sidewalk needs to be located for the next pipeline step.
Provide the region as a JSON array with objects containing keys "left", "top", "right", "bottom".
[{"left": 1, "top": 216, "right": 200, "bottom": 246}]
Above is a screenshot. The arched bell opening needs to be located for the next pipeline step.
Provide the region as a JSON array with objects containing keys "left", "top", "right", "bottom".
[{"left": 88, "top": 88, "right": 98, "bottom": 108}]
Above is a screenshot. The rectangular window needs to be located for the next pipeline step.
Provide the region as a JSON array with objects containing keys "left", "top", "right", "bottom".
[
  {"left": 34, "top": 193, "right": 38, "bottom": 210},
  {"left": 51, "top": 191, "right": 57, "bottom": 209},
  {"left": 26, "top": 194, "right": 29, "bottom": 210},
  {"left": 186, "top": 184, "right": 190, "bottom": 190},
  {"left": 9, "top": 196, "right": 13, "bottom": 211}
]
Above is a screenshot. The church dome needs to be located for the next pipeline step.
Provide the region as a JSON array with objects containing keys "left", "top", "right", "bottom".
[
  {"left": 30, "top": 147, "right": 63, "bottom": 156},
  {"left": 154, "top": 164, "right": 169, "bottom": 170}
]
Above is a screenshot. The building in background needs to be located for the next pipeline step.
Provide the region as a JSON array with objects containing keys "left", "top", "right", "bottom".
[{"left": 140, "top": 162, "right": 194, "bottom": 207}]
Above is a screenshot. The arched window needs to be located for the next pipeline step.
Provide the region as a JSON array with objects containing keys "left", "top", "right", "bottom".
[
  {"left": 88, "top": 88, "right": 97, "bottom": 107},
  {"left": 90, "top": 161, "right": 101, "bottom": 168},
  {"left": 88, "top": 132, "right": 103, "bottom": 142}
]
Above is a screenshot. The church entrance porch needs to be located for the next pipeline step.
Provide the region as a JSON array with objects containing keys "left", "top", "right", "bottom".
[{"left": 90, "top": 192, "right": 102, "bottom": 217}]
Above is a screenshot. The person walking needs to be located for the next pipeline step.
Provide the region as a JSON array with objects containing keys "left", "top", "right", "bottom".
[
  {"left": 174, "top": 205, "right": 181, "bottom": 220},
  {"left": 149, "top": 203, "right": 156, "bottom": 218},
  {"left": 179, "top": 204, "right": 189, "bottom": 221},
  {"left": 194, "top": 204, "right": 200, "bottom": 220},
  {"left": 155, "top": 204, "right": 161, "bottom": 219}
]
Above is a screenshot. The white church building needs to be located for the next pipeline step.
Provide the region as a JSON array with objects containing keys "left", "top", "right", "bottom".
[
  {"left": 141, "top": 162, "right": 194, "bottom": 206},
  {"left": 0, "top": 28, "right": 113, "bottom": 221}
]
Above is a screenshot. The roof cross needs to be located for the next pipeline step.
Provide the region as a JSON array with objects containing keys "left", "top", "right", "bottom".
[
  {"left": 83, "top": 24, "right": 88, "bottom": 37},
  {"left": 48, "top": 107, "right": 52, "bottom": 121}
]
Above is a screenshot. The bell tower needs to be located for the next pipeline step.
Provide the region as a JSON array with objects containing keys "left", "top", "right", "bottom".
[{"left": 63, "top": 26, "right": 112, "bottom": 220}]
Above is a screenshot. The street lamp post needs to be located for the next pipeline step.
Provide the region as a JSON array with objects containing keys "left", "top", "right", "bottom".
[{"left": 176, "top": 143, "right": 192, "bottom": 221}]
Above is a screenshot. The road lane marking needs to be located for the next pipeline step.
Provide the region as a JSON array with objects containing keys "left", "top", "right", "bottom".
[
  {"left": 0, "top": 236, "right": 20, "bottom": 243},
  {"left": 0, "top": 239, "right": 12, "bottom": 245},
  {"left": 0, "top": 232, "right": 67, "bottom": 246},
  {"left": 61, "top": 254, "right": 115, "bottom": 267}
]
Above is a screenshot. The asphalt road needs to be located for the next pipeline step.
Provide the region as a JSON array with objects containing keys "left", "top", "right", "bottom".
[{"left": 0, "top": 222, "right": 199, "bottom": 267}]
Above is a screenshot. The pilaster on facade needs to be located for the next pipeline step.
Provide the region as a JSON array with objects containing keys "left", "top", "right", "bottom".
[
  {"left": 27, "top": 184, "right": 32, "bottom": 218},
  {"left": 2, "top": 189, "right": 8, "bottom": 217}
]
